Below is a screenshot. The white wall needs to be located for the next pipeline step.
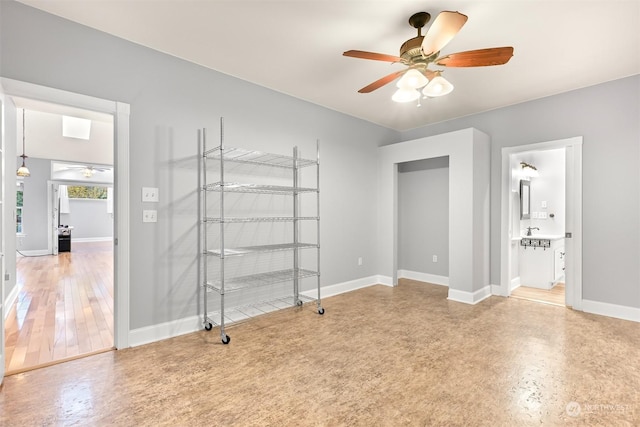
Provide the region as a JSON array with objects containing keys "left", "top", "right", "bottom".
[
  {"left": 17, "top": 108, "right": 113, "bottom": 165},
  {"left": 514, "top": 149, "right": 565, "bottom": 237}
]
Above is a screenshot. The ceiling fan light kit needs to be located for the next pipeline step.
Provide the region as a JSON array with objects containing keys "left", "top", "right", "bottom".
[
  {"left": 392, "top": 88, "right": 421, "bottom": 103},
  {"left": 396, "top": 69, "right": 429, "bottom": 89},
  {"left": 343, "top": 10, "right": 513, "bottom": 104},
  {"left": 423, "top": 75, "right": 454, "bottom": 97}
]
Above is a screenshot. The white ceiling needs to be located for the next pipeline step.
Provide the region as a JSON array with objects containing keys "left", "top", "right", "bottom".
[
  {"left": 13, "top": 97, "right": 114, "bottom": 164},
  {"left": 17, "top": 0, "right": 640, "bottom": 131}
]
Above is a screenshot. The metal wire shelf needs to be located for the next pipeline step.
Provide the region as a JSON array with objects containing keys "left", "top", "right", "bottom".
[
  {"left": 206, "top": 242, "right": 319, "bottom": 257},
  {"left": 200, "top": 119, "right": 323, "bottom": 344},
  {"left": 203, "top": 182, "right": 318, "bottom": 194},
  {"left": 204, "top": 268, "right": 319, "bottom": 293},
  {"left": 204, "top": 294, "right": 317, "bottom": 327},
  {"left": 204, "top": 216, "right": 319, "bottom": 223},
  {"left": 204, "top": 146, "right": 317, "bottom": 169}
]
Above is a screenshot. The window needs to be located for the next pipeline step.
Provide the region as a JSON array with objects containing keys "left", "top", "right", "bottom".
[
  {"left": 67, "top": 185, "right": 108, "bottom": 199},
  {"left": 17, "top": 181, "right": 24, "bottom": 233}
]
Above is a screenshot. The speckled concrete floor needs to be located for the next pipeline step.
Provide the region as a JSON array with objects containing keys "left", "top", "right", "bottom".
[{"left": 1, "top": 280, "right": 638, "bottom": 426}]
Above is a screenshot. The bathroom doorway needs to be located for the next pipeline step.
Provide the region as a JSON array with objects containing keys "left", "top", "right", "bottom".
[
  {"left": 500, "top": 137, "right": 583, "bottom": 309},
  {"left": 509, "top": 148, "right": 566, "bottom": 306}
]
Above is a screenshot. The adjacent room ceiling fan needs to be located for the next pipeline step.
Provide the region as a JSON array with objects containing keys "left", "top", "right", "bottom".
[
  {"left": 63, "top": 164, "right": 111, "bottom": 178},
  {"left": 343, "top": 11, "right": 514, "bottom": 102}
]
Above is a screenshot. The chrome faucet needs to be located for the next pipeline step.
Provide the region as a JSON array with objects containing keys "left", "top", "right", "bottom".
[{"left": 526, "top": 226, "right": 539, "bottom": 236}]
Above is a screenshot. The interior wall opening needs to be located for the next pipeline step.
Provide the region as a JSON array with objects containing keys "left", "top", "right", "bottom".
[{"left": 397, "top": 156, "right": 450, "bottom": 287}]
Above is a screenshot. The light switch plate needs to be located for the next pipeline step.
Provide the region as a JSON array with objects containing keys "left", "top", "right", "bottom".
[
  {"left": 143, "top": 210, "right": 158, "bottom": 223},
  {"left": 142, "top": 187, "right": 159, "bottom": 202}
]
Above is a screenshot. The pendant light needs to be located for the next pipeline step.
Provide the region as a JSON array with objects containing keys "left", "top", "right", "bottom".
[{"left": 17, "top": 109, "right": 30, "bottom": 177}]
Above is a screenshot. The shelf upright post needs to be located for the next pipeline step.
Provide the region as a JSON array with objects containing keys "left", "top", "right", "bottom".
[
  {"left": 202, "top": 128, "right": 208, "bottom": 327},
  {"left": 316, "top": 139, "right": 322, "bottom": 310},
  {"left": 219, "top": 117, "right": 226, "bottom": 341},
  {"left": 293, "top": 146, "right": 299, "bottom": 304}
]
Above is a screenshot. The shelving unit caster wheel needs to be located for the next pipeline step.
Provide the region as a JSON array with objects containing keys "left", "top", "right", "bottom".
[
  {"left": 318, "top": 307, "right": 325, "bottom": 315},
  {"left": 221, "top": 334, "right": 231, "bottom": 345},
  {"left": 295, "top": 299, "right": 303, "bottom": 307},
  {"left": 204, "top": 323, "right": 213, "bottom": 331}
]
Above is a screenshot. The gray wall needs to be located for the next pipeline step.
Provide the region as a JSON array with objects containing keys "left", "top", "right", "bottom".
[
  {"left": 16, "top": 157, "right": 112, "bottom": 251},
  {"left": 17, "top": 157, "right": 49, "bottom": 251},
  {"left": 398, "top": 157, "right": 449, "bottom": 276},
  {"left": 400, "top": 75, "right": 640, "bottom": 309},
  {"left": 1, "top": 1, "right": 399, "bottom": 329},
  {"left": 60, "top": 198, "right": 113, "bottom": 240}
]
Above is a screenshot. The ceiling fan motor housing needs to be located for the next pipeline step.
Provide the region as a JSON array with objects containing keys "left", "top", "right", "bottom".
[
  {"left": 401, "top": 12, "right": 438, "bottom": 64},
  {"left": 400, "top": 36, "right": 439, "bottom": 64}
]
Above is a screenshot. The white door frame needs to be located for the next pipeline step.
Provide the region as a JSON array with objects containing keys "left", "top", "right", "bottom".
[
  {"left": 499, "top": 137, "right": 583, "bottom": 309},
  {"left": 0, "top": 90, "right": 7, "bottom": 384},
  {"left": 1, "top": 77, "right": 131, "bottom": 349}
]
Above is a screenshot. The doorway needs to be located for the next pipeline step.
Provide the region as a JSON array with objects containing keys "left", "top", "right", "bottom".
[
  {"left": 5, "top": 104, "right": 115, "bottom": 374},
  {"left": 500, "top": 137, "right": 583, "bottom": 309},
  {"left": 0, "top": 78, "right": 130, "bottom": 382}
]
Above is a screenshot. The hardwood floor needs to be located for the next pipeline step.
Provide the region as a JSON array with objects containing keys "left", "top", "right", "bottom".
[
  {"left": 4, "top": 241, "right": 114, "bottom": 375},
  {"left": 1, "top": 280, "right": 638, "bottom": 425},
  {"left": 511, "top": 282, "right": 566, "bottom": 306}
]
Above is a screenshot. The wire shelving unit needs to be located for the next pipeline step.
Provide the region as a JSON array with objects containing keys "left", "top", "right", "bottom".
[{"left": 199, "top": 118, "right": 323, "bottom": 344}]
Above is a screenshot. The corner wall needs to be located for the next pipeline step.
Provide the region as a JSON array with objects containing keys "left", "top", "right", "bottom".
[
  {"left": 378, "top": 128, "right": 491, "bottom": 304},
  {"left": 400, "top": 75, "right": 640, "bottom": 311}
]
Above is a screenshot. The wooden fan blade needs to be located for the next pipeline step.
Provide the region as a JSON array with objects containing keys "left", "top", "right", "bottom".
[
  {"left": 343, "top": 50, "right": 404, "bottom": 63},
  {"left": 435, "top": 47, "right": 514, "bottom": 67},
  {"left": 421, "top": 11, "right": 468, "bottom": 57},
  {"left": 358, "top": 70, "right": 407, "bottom": 93}
]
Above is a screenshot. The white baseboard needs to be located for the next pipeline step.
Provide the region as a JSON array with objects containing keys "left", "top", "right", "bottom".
[
  {"left": 448, "top": 285, "right": 492, "bottom": 305},
  {"left": 17, "top": 249, "right": 50, "bottom": 256},
  {"left": 129, "top": 315, "right": 201, "bottom": 347},
  {"left": 376, "top": 275, "right": 393, "bottom": 286},
  {"left": 300, "top": 275, "right": 392, "bottom": 299},
  {"left": 130, "top": 275, "right": 389, "bottom": 347},
  {"left": 397, "top": 270, "right": 448, "bottom": 286},
  {"left": 510, "top": 276, "right": 521, "bottom": 291},
  {"left": 4, "top": 284, "right": 19, "bottom": 320},
  {"left": 73, "top": 237, "right": 113, "bottom": 243},
  {"left": 582, "top": 299, "right": 640, "bottom": 323},
  {"left": 490, "top": 284, "right": 506, "bottom": 296}
]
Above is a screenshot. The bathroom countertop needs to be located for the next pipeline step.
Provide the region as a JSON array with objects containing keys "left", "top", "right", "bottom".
[{"left": 520, "top": 234, "right": 564, "bottom": 240}]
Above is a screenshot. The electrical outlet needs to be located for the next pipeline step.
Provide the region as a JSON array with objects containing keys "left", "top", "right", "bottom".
[
  {"left": 143, "top": 210, "right": 157, "bottom": 223},
  {"left": 539, "top": 212, "right": 548, "bottom": 219},
  {"left": 358, "top": 257, "right": 363, "bottom": 266},
  {"left": 142, "top": 187, "right": 159, "bottom": 202},
  {"left": 532, "top": 212, "right": 539, "bottom": 219},
  {"left": 541, "top": 200, "right": 547, "bottom": 209},
  {"left": 433, "top": 255, "right": 438, "bottom": 263}
]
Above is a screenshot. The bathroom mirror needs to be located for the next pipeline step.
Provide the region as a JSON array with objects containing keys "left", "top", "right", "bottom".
[{"left": 520, "top": 180, "right": 530, "bottom": 219}]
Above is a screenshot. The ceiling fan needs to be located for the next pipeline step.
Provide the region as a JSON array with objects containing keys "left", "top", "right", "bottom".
[
  {"left": 63, "top": 164, "right": 111, "bottom": 178},
  {"left": 343, "top": 11, "right": 514, "bottom": 102}
]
